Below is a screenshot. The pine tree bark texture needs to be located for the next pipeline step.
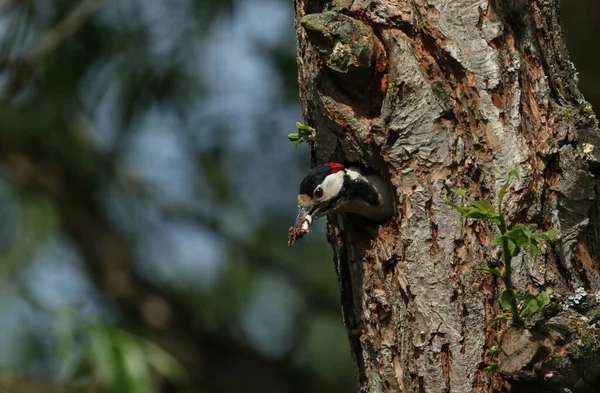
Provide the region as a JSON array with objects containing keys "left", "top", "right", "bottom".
[{"left": 294, "top": 1, "right": 600, "bottom": 392}]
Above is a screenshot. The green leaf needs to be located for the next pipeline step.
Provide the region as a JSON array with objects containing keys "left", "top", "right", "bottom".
[
  {"left": 498, "top": 169, "right": 520, "bottom": 209},
  {"left": 488, "top": 314, "right": 511, "bottom": 326},
  {"left": 519, "top": 298, "right": 541, "bottom": 318},
  {"left": 493, "top": 231, "right": 525, "bottom": 250},
  {"left": 55, "top": 309, "right": 80, "bottom": 382},
  {"left": 88, "top": 326, "right": 118, "bottom": 388},
  {"left": 506, "top": 240, "right": 521, "bottom": 257},
  {"left": 446, "top": 199, "right": 463, "bottom": 211},
  {"left": 471, "top": 198, "right": 495, "bottom": 213},
  {"left": 117, "top": 332, "right": 153, "bottom": 393},
  {"left": 459, "top": 206, "right": 499, "bottom": 220},
  {"left": 485, "top": 362, "right": 499, "bottom": 375},
  {"left": 495, "top": 225, "right": 556, "bottom": 257},
  {"left": 473, "top": 266, "right": 503, "bottom": 278},
  {"left": 489, "top": 345, "right": 498, "bottom": 356},
  {"left": 86, "top": 325, "right": 187, "bottom": 393},
  {"left": 500, "top": 291, "right": 514, "bottom": 311},
  {"left": 519, "top": 289, "right": 551, "bottom": 319},
  {"left": 492, "top": 232, "right": 503, "bottom": 246},
  {"left": 145, "top": 341, "right": 188, "bottom": 384},
  {"left": 296, "top": 122, "right": 315, "bottom": 136},
  {"left": 538, "top": 289, "right": 551, "bottom": 306},
  {"left": 529, "top": 239, "right": 538, "bottom": 257},
  {"left": 508, "top": 169, "right": 520, "bottom": 180},
  {"left": 502, "top": 224, "right": 532, "bottom": 247},
  {"left": 514, "top": 291, "right": 535, "bottom": 301},
  {"left": 296, "top": 121, "right": 312, "bottom": 131},
  {"left": 289, "top": 122, "right": 315, "bottom": 146},
  {"left": 533, "top": 229, "right": 558, "bottom": 241},
  {"left": 455, "top": 188, "right": 468, "bottom": 197},
  {"left": 447, "top": 191, "right": 499, "bottom": 220}
]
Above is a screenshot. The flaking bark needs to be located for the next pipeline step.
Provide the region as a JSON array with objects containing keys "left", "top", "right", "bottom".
[{"left": 294, "top": 0, "right": 600, "bottom": 392}]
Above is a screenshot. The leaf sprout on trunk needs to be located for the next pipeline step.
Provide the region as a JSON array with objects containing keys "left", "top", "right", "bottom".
[
  {"left": 447, "top": 170, "right": 557, "bottom": 326},
  {"left": 288, "top": 121, "right": 315, "bottom": 147}
]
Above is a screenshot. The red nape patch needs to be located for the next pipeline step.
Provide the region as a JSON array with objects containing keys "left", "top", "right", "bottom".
[{"left": 326, "top": 162, "right": 344, "bottom": 173}]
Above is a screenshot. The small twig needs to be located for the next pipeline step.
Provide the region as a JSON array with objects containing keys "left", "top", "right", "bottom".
[
  {"left": 25, "top": 0, "right": 105, "bottom": 64},
  {"left": 1, "top": 0, "right": 105, "bottom": 95}
]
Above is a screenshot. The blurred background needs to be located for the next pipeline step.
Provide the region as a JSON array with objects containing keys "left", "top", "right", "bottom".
[{"left": 0, "top": 0, "right": 596, "bottom": 392}]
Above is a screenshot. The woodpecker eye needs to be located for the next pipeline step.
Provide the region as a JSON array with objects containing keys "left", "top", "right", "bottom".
[{"left": 314, "top": 186, "right": 324, "bottom": 199}]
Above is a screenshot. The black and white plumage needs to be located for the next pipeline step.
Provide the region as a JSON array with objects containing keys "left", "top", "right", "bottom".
[{"left": 293, "top": 162, "right": 394, "bottom": 235}]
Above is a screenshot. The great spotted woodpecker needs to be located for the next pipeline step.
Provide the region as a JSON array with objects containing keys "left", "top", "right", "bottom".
[{"left": 289, "top": 162, "right": 393, "bottom": 244}]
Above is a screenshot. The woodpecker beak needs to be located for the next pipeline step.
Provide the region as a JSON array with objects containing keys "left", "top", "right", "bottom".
[
  {"left": 295, "top": 202, "right": 335, "bottom": 227},
  {"left": 295, "top": 206, "right": 314, "bottom": 227}
]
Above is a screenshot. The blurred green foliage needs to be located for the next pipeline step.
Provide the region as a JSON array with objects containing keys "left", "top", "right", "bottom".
[
  {"left": 0, "top": 0, "right": 353, "bottom": 392},
  {"left": 54, "top": 310, "right": 187, "bottom": 393}
]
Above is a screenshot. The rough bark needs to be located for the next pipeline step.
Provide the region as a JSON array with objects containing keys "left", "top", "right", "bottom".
[{"left": 294, "top": 0, "right": 600, "bottom": 392}]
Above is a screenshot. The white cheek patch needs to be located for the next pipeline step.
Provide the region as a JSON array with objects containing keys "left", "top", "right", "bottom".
[
  {"left": 345, "top": 168, "right": 361, "bottom": 180},
  {"left": 319, "top": 171, "right": 344, "bottom": 201}
]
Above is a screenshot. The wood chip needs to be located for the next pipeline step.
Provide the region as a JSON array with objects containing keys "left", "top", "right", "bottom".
[{"left": 287, "top": 216, "right": 312, "bottom": 246}]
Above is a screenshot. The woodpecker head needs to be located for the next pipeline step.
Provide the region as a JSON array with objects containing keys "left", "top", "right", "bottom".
[{"left": 294, "top": 162, "right": 393, "bottom": 230}]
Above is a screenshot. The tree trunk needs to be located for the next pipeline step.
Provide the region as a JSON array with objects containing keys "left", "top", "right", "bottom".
[{"left": 294, "top": 1, "right": 600, "bottom": 392}]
